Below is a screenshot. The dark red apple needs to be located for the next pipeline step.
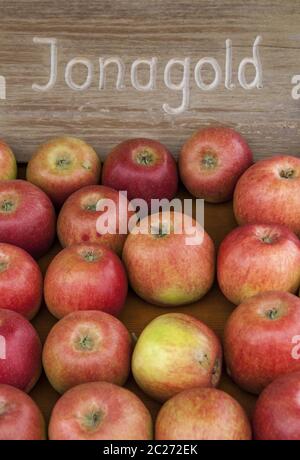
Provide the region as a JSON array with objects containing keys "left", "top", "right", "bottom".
[
  {"left": 48, "top": 382, "right": 153, "bottom": 440},
  {"left": 0, "top": 243, "right": 43, "bottom": 320},
  {"left": 224, "top": 291, "right": 300, "bottom": 394},
  {"left": 43, "top": 310, "right": 132, "bottom": 394},
  {"left": 0, "top": 384, "right": 45, "bottom": 440},
  {"left": 217, "top": 223, "right": 300, "bottom": 305},
  {"left": 155, "top": 387, "right": 252, "bottom": 440},
  {"left": 44, "top": 243, "right": 128, "bottom": 319},
  {"left": 253, "top": 371, "right": 300, "bottom": 440},
  {"left": 0, "top": 309, "right": 42, "bottom": 392},
  {"left": 179, "top": 127, "right": 253, "bottom": 202},
  {"left": 57, "top": 185, "right": 133, "bottom": 256},
  {"left": 234, "top": 155, "right": 300, "bottom": 236},
  {"left": 102, "top": 138, "right": 178, "bottom": 206},
  {"left": 26, "top": 137, "right": 101, "bottom": 207},
  {"left": 0, "top": 180, "right": 56, "bottom": 258}
]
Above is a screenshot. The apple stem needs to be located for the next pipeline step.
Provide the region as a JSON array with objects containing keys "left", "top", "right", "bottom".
[
  {"left": 280, "top": 168, "right": 295, "bottom": 179},
  {"left": 84, "top": 410, "right": 103, "bottom": 429},
  {"left": 56, "top": 157, "right": 71, "bottom": 169},
  {"left": 0, "top": 200, "right": 13, "bottom": 212},
  {"left": 201, "top": 154, "right": 217, "bottom": 169},
  {"left": 136, "top": 150, "right": 154, "bottom": 166},
  {"left": 266, "top": 308, "right": 278, "bottom": 320},
  {"left": 84, "top": 203, "right": 97, "bottom": 212}
]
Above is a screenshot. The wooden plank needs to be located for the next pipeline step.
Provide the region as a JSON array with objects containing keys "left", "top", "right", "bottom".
[{"left": 1, "top": 0, "right": 300, "bottom": 161}]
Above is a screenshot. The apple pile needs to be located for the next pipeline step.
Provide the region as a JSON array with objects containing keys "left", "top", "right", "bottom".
[{"left": 0, "top": 129, "right": 300, "bottom": 440}]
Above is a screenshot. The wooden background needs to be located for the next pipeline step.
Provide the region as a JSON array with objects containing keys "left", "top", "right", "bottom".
[{"left": 1, "top": 0, "right": 300, "bottom": 162}]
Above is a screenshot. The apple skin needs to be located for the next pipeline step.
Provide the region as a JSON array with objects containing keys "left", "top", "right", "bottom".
[
  {"left": 26, "top": 137, "right": 101, "bottom": 207},
  {"left": 0, "top": 140, "right": 17, "bottom": 180},
  {"left": 217, "top": 223, "right": 300, "bottom": 305},
  {"left": 253, "top": 371, "right": 300, "bottom": 440},
  {"left": 0, "top": 384, "right": 45, "bottom": 440},
  {"left": 234, "top": 155, "right": 300, "bottom": 236},
  {"left": 0, "top": 180, "right": 56, "bottom": 259},
  {"left": 0, "top": 243, "right": 43, "bottom": 320},
  {"left": 123, "top": 211, "right": 215, "bottom": 307},
  {"left": 43, "top": 310, "right": 132, "bottom": 394},
  {"left": 179, "top": 127, "right": 253, "bottom": 203},
  {"left": 102, "top": 138, "right": 178, "bottom": 206},
  {"left": 48, "top": 381, "right": 153, "bottom": 440},
  {"left": 44, "top": 243, "right": 128, "bottom": 319},
  {"left": 132, "top": 313, "right": 222, "bottom": 403},
  {"left": 57, "top": 185, "right": 132, "bottom": 256},
  {"left": 0, "top": 309, "right": 42, "bottom": 392},
  {"left": 224, "top": 291, "right": 300, "bottom": 394},
  {"left": 155, "top": 387, "right": 251, "bottom": 440}
]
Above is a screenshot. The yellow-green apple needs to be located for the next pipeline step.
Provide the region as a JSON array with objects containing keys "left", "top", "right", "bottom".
[
  {"left": 0, "top": 180, "right": 56, "bottom": 258},
  {"left": 57, "top": 185, "right": 132, "bottom": 256},
  {"left": 123, "top": 211, "right": 215, "bottom": 306},
  {"left": 0, "top": 384, "right": 45, "bottom": 440},
  {"left": 253, "top": 371, "right": 300, "bottom": 440},
  {"left": 234, "top": 155, "right": 300, "bottom": 236},
  {"left": 155, "top": 387, "right": 251, "bottom": 440},
  {"left": 43, "top": 310, "right": 132, "bottom": 394},
  {"left": 179, "top": 127, "right": 253, "bottom": 203},
  {"left": 132, "top": 313, "right": 222, "bottom": 402},
  {"left": 44, "top": 243, "right": 128, "bottom": 319},
  {"left": 0, "top": 309, "right": 42, "bottom": 392},
  {"left": 26, "top": 137, "right": 101, "bottom": 207},
  {"left": 48, "top": 382, "right": 153, "bottom": 440},
  {"left": 102, "top": 138, "right": 178, "bottom": 206},
  {"left": 217, "top": 223, "right": 300, "bottom": 305},
  {"left": 0, "top": 140, "right": 17, "bottom": 180},
  {"left": 0, "top": 243, "right": 42, "bottom": 320},
  {"left": 224, "top": 291, "right": 300, "bottom": 394}
]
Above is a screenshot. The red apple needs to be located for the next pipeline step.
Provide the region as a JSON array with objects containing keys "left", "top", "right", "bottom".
[
  {"left": 102, "top": 138, "right": 178, "bottom": 206},
  {"left": 132, "top": 313, "right": 222, "bottom": 402},
  {"left": 44, "top": 243, "right": 128, "bottom": 319},
  {"left": 26, "top": 137, "right": 101, "bottom": 207},
  {"left": 0, "top": 180, "right": 56, "bottom": 258},
  {"left": 179, "top": 127, "right": 253, "bottom": 203},
  {"left": 57, "top": 185, "right": 132, "bottom": 256},
  {"left": 0, "top": 140, "right": 17, "bottom": 180},
  {"left": 0, "top": 384, "right": 45, "bottom": 440},
  {"left": 234, "top": 155, "right": 300, "bottom": 236},
  {"left": 253, "top": 371, "right": 300, "bottom": 440},
  {"left": 217, "top": 223, "right": 300, "bottom": 305},
  {"left": 155, "top": 387, "right": 251, "bottom": 440},
  {"left": 48, "top": 381, "right": 153, "bottom": 440},
  {"left": 43, "top": 310, "right": 132, "bottom": 394},
  {"left": 123, "top": 211, "right": 215, "bottom": 306},
  {"left": 0, "top": 243, "right": 43, "bottom": 320},
  {"left": 0, "top": 309, "right": 42, "bottom": 392},
  {"left": 224, "top": 291, "right": 300, "bottom": 394}
]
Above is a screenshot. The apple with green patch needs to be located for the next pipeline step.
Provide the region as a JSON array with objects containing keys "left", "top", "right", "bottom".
[
  {"left": 0, "top": 140, "right": 17, "bottom": 180},
  {"left": 48, "top": 382, "right": 153, "bottom": 440},
  {"left": 132, "top": 313, "right": 222, "bottom": 402},
  {"left": 26, "top": 137, "right": 101, "bottom": 207}
]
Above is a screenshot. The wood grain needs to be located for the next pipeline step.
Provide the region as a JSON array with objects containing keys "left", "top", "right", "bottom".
[{"left": 1, "top": 1, "right": 300, "bottom": 161}]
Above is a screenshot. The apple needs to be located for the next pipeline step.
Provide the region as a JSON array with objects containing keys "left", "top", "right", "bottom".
[
  {"left": 253, "top": 371, "right": 300, "bottom": 440},
  {"left": 0, "top": 309, "right": 42, "bottom": 392},
  {"left": 234, "top": 155, "right": 300, "bottom": 236},
  {"left": 123, "top": 211, "right": 215, "bottom": 306},
  {"left": 179, "top": 127, "right": 253, "bottom": 203},
  {"left": 155, "top": 387, "right": 251, "bottom": 440},
  {"left": 224, "top": 291, "right": 300, "bottom": 394},
  {"left": 132, "top": 313, "right": 222, "bottom": 402},
  {"left": 48, "top": 381, "right": 153, "bottom": 440},
  {"left": 0, "top": 140, "right": 17, "bottom": 180},
  {"left": 44, "top": 243, "right": 128, "bottom": 319},
  {"left": 0, "top": 384, "right": 45, "bottom": 440},
  {"left": 43, "top": 310, "right": 132, "bottom": 394},
  {"left": 102, "top": 138, "right": 178, "bottom": 206},
  {"left": 57, "top": 185, "right": 132, "bottom": 256},
  {"left": 0, "top": 243, "right": 43, "bottom": 320},
  {"left": 0, "top": 179, "right": 56, "bottom": 258},
  {"left": 217, "top": 223, "right": 300, "bottom": 305},
  {"left": 26, "top": 136, "right": 101, "bottom": 207}
]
